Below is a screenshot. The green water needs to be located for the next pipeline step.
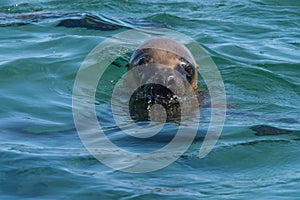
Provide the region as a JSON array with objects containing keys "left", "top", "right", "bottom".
[{"left": 0, "top": 0, "right": 299, "bottom": 199}]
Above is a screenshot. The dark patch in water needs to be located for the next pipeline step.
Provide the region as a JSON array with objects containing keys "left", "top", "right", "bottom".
[
  {"left": 57, "top": 14, "right": 121, "bottom": 31},
  {"left": 0, "top": 12, "right": 166, "bottom": 30},
  {"left": 251, "top": 125, "right": 294, "bottom": 136}
]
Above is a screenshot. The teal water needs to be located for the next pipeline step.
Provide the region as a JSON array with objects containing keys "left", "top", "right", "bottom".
[{"left": 1, "top": 0, "right": 300, "bottom": 199}]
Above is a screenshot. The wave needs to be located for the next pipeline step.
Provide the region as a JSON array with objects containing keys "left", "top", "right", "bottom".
[{"left": 0, "top": 12, "right": 166, "bottom": 30}]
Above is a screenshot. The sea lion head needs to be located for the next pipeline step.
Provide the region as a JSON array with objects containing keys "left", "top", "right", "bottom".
[
  {"left": 127, "top": 38, "right": 198, "bottom": 92},
  {"left": 126, "top": 38, "right": 199, "bottom": 121}
]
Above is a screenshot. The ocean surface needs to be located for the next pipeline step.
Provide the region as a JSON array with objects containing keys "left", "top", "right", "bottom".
[{"left": 1, "top": 0, "right": 300, "bottom": 199}]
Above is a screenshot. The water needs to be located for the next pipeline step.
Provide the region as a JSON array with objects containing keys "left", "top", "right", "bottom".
[{"left": 1, "top": 0, "right": 300, "bottom": 199}]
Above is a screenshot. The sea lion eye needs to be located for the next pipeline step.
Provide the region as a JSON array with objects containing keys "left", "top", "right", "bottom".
[
  {"left": 179, "top": 58, "right": 194, "bottom": 78},
  {"left": 135, "top": 55, "right": 151, "bottom": 66}
]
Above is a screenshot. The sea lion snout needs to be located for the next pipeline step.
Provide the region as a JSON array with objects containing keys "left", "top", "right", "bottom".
[{"left": 130, "top": 62, "right": 191, "bottom": 96}]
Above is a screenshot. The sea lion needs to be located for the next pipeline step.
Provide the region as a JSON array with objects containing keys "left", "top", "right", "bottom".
[
  {"left": 125, "top": 39, "right": 297, "bottom": 138},
  {"left": 126, "top": 38, "right": 201, "bottom": 122}
]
